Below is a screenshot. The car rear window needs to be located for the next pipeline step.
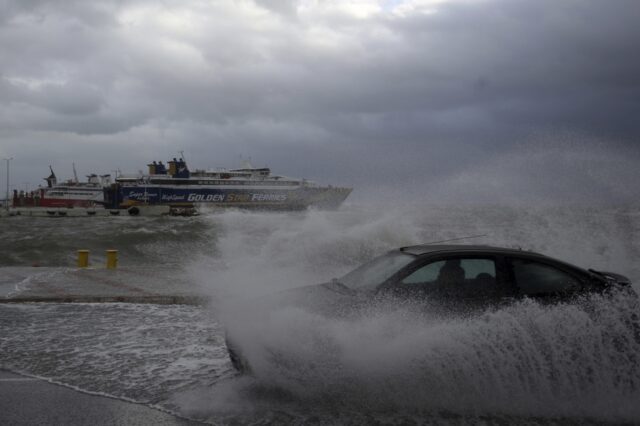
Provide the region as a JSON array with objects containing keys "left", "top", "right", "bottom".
[{"left": 509, "top": 258, "right": 580, "bottom": 295}]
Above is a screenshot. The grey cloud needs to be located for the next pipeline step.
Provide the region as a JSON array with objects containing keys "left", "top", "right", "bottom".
[
  {"left": 25, "top": 81, "right": 104, "bottom": 115},
  {"left": 253, "top": 0, "right": 298, "bottom": 18},
  {"left": 0, "top": 0, "right": 639, "bottom": 203}
]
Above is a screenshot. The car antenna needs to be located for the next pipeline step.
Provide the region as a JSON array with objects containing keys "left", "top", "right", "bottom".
[{"left": 421, "top": 234, "right": 488, "bottom": 245}]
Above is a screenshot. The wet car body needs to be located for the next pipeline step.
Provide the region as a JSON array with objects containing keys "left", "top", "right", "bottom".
[{"left": 225, "top": 244, "right": 634, "bottom": 372}]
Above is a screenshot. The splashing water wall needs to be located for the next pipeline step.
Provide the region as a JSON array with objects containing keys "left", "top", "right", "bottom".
[
  {"left": 194, "top": 204, "right": 640, "bottom": 297},
  {"left": 188, "top": 204, "right": 640, "bottom": 423}
]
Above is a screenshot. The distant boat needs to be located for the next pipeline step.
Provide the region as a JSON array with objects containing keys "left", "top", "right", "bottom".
[
  {"left": 103, "top": 158, "right": 352, "bottom": 211},
  {"left": 13, "top": 165, "right": 111, "bottom": 209}
]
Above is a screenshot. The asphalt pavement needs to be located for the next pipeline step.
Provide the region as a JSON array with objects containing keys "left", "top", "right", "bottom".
[{"left": 0, "top": 370, "right": 203, "bottom": 426}]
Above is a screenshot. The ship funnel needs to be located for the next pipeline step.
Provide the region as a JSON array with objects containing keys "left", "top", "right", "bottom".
[
  {"left": 156, "top": 161, "right": 167, "bottom": 175},
  {"left": 44, "top": 166, "right": 57, "bottom": 188},
  {"left": 168, "top": 159, "right": 177, "bottom": 176},
  {"left": 175, "top": 158, "right": 190, "bottom": 178}
]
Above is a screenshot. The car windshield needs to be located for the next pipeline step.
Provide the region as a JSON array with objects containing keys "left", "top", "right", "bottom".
[{"left": 339, "top": 251, "right": 415, "bottom": 290}]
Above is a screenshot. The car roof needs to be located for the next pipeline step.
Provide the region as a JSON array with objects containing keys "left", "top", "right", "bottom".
[
  {"left": 397, "top": 244, "right": 596, "bottom": 278},
  {"left": 398, "top": 244, "right": 547, "bottom": 258}
]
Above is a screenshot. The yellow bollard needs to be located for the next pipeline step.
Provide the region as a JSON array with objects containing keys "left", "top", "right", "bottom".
[
  {"left": 77, "top": 250, "right": 89, "bottom": 268},
  {"left": 106, "top": 249, "right": 118, "bottom": 269}
]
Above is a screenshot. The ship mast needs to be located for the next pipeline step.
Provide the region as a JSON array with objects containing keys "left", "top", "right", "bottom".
[{"left": 72, "top": 163, "right": 79, "bottom": 183}]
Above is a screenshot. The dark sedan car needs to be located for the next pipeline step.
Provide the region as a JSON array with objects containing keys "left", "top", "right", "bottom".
[{"left": 226, "top": 244, "right": 634, "bottom": 372}]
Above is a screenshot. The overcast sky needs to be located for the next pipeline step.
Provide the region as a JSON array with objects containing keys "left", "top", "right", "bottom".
[{"left": 1, "top": 0, "right": 639, "bottom": 204}]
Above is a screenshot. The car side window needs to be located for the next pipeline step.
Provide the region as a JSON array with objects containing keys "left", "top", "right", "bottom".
[
  {"left": 401, "top": 258, "right": 497, "bottom": 294},
  {"left": 402, "top": 260, "right": 444, "bottom": 284},
  {"left": 508, "top": 258, "right": 580, "bottom": 295}
]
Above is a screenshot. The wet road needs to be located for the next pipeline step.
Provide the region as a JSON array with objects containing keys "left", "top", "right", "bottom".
[{"left": 0, "top": 370, "right": 202, "bottom": 426}]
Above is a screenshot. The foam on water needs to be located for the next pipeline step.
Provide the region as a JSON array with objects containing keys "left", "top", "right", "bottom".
[{"left": 0, "top": 303, "right": 229, "bottom": 409}]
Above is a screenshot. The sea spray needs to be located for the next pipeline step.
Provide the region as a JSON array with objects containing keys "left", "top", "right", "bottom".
[
  {"left": 190, "top": 205, "right": 640, "bottom": 422},
  {"left": 217, "top": 290, "right": 640, "bottom": 422}
]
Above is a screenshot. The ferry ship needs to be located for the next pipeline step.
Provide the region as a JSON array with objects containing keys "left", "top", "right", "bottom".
[
  {"left": 103, "top": 158, "right": 352, "bottom": 212},
  {"left": 12, "top": 166, "right": 111, "bottom": 209}
]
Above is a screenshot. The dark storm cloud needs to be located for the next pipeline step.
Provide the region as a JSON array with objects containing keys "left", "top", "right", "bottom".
[{"left": 0, "top": 0, "right": 639, "bottom": 202}]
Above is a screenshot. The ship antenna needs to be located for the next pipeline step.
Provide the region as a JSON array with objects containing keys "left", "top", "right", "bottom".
[
  {"left": 178, "top": 150, "right": 186, "bottom": 163},
  {"left": 421, "top": 234, "right": 488, "bottom": 245},
  {"left": 72, "top": 162, "right": 79, "bottom": 183}
]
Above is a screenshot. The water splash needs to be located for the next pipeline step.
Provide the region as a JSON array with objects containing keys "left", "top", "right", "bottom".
[
  {"left": 189, "top": 205, "right": 640, "bottom": 423},
  {"left": 214, "top": 291, "right": 640, "bottom": 423},
  {"left": 192, "top": 204, "right": 640, "bottom": 301}
]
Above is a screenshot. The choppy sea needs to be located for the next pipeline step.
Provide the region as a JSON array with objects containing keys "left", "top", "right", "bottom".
[{"left": 1, "top": 204, "right": 639, "bottom": 425}]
